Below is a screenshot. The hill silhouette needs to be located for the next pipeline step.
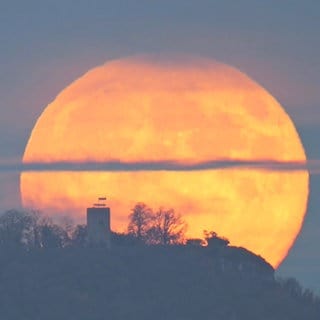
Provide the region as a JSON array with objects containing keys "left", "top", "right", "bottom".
[
  {"left": 0, "top": 208, "right": 319, "bottom": 319},
  {"left": 0, "top": 243, "right": 319, "bottom": 320}
]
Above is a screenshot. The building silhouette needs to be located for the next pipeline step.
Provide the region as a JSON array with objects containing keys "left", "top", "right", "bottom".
[{"left": 87, "top": 197, "right": 111, "bottom": 248}]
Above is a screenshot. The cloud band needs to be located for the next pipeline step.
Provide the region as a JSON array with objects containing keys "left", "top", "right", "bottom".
[{"left": 0, "top": 159, "right": 317, "bottom": 173}]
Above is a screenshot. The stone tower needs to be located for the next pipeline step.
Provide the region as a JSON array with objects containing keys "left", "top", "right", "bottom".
[{"left": 87, "top": 197, "right": 111, "bottom": 248}]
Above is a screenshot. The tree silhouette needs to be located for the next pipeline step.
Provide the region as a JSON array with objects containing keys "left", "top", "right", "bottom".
[
  {"left": 128, "top": 202, "right": 153, "bottom": 242},
  {"left": 146, "top": 207, "right": 186, "bottom": 245},
  {"left": 72, "top": 225, "right": 87, "bottom": 247},
  {"left": 0, "top": 209, "right": 72, "bottom": 249},
  {"left": 39, "top": 223, "right": 69, "bottom": 248},
  {"left": 0, "top": 209, "right": 34, "bottom": 247}
]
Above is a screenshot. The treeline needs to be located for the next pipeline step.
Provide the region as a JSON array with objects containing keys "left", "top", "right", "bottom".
[
  {"left": 0, "top": 203, "right": 190, "bottom": 249},
  {"left": 0, "top": 209, "right": 71, "bottom": 249},
  {"left": 127, "top": 202, "right": 186, "bottom": 245}
]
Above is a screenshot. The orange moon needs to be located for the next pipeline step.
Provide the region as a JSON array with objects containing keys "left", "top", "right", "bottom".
[{"left": 20, "top": 56, "right": 308, "bottom": 267}]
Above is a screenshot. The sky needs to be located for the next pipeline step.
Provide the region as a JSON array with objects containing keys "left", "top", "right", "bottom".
[{"left": 0, "top": 0, "right": 319, "bottom": 291}]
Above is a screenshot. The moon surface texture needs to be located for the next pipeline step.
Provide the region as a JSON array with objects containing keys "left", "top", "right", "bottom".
[{"left": 21, "top": 57, "right": 308, "bottom": 267}]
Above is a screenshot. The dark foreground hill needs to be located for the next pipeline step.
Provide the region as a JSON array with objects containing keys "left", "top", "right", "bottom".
[{"left": 0, "top": 245, "right": 319, "bottom": 320}]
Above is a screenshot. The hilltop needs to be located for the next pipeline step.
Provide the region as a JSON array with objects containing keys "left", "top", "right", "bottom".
[
  {"left": 0, "top": 208, "right": 318, "bottom": 319},
  {"left": 0, "top": 243, "right": 319, "bottom": 320}
]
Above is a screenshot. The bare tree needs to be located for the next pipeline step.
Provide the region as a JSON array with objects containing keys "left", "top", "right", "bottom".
[
  {"left": 147, "top": 207, "right": 186, "bottom": 245},
  {"left": 0, "top": 209, "right": 77, "bottom": 249},
  {"left": 0, "top": 209, "right": 34, "bottom": 247},
  {"left": 72, "top": 225, "right": 87, "bottom": 247},
  {"left": 40, "top": 222, "right": 69, "bottom": 248},
  {"left": 128, "top": 203, "right": 153, "bottom": 242},
  {"left": 24, "top": 209, "right": 49, "bottom": 248},
  {"left": 59, "top": 215, "right": 76, "bottom": 238}
]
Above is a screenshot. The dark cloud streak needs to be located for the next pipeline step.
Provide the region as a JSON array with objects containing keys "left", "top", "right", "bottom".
[{"left": 0, "top": 159, "right": 318, "bottom": 173}]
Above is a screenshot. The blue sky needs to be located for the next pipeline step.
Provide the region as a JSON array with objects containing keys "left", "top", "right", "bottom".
[{"left": 0, "top": 0, "right": 319, "bottom": 291}]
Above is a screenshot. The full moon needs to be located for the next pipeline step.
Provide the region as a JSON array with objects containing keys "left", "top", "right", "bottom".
[{"left": 20, "top": 56, "right": 308, "bottom": 267}]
